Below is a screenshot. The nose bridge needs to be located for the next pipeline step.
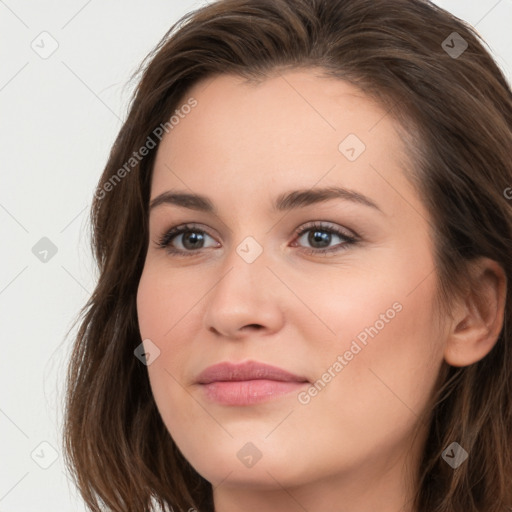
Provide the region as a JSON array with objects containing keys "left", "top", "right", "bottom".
[
  {"left": 202, "top": 235, "right": 284, "bottom": 337},
  {"left": 211, "top": 236, "right": 271, "bottom": 304}
]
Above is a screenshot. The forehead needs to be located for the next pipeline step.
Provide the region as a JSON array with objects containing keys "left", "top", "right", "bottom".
[
  {"left": 159, "top": 69, "right": 400, "bottom": 158},
  {"left": 150, "top": 69, "right": 420, "bottom": 220}
]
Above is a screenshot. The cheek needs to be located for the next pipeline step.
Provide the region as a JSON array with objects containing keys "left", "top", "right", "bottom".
[
  {"left": 136, "top": 264, "right": 204, "bottom": 342},
  {"left": 272, "top": 291, "right": 440, "bottom": 485},
  {"left": 136, "top": 267, "right": 185, "bottom": 390},
  {"left": 136, "top": 268, "right": 203, "bottom": 445},
  {"left": 299, "top": 264, "right": 444, "bottom": 455},
  {"left": 292, "top": 251, "right": 444, "bottom": 439},
  {"left": 136, "top": 263, "right": 213, "bottom": 402}
]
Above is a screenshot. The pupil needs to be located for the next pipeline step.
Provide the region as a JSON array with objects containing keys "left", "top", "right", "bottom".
[
  {"left": 309, "top": 230, "right": 330, "bottom": 248},
  {"left": 183, "top": 231, "right": 203, "bottom": 249}
]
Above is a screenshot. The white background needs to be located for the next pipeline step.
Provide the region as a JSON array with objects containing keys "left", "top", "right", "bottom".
[{"left": 1, "top": 1, "right": 511, "bottom": 510}]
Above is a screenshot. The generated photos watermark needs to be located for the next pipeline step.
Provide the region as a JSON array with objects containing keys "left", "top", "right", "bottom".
[
  {"left": 298, "top": 301, "right": 403, "bottom": 405},
  {"left": 95, "top": 97, "right": 198, "bottom": 200}
]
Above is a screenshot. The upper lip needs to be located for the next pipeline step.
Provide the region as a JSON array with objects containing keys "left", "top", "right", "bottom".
[{"left": 195, "top": 361, "right": 309, "bottom": 384}]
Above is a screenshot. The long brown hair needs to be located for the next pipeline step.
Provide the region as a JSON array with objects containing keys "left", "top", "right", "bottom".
[{"left": 62, "top": 0, "right": 512, "bottom": 510}]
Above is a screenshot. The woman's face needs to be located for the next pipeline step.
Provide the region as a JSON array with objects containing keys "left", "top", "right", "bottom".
[{"left": 137, "top": 70, "right": 446, "bottom": 499}]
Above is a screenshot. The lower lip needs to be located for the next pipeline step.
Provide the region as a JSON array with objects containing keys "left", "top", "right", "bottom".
[{"left": 200, "top": 379, "right": 308, "bottom": 405}]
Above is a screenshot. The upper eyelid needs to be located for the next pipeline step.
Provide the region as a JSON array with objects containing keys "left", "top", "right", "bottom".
[
  {"left": 159, "top": 221, "right": 350, "bottom": 236},
  {"left": 295, "top": 221, "right": 356, "bottom": 236}
]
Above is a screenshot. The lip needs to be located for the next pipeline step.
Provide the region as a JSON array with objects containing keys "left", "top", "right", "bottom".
[{"left": 195, "top": 361, "right": 309, "bottom": 406}]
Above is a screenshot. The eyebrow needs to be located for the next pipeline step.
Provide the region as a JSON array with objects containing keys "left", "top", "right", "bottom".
[{"left": 149, "top": 186, "right": 382, "bottom": 214}]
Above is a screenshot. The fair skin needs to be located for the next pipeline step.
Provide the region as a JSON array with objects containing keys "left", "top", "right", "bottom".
[{"left": 136, "top": 69, "right": 505, "bottom": 512}]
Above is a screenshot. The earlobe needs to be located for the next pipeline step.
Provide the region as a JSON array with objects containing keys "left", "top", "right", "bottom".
[{"left": 443, "top": 258, "right": 507, "bottom": 367}]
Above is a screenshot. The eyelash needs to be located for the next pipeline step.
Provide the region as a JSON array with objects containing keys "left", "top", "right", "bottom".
[{"left": 155, "top": 222, "right": 358, "bottom": 257}]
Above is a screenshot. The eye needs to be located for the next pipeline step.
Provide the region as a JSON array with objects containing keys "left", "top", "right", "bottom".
[
  {"left": 156, "top": 224, "right": 219, "bottom": 256},
  {"left": 291, "top": 222, "right": 357, "bottom": 255},
  {"left": 155, "top": 221, "right": 358, "bottom": 257}
]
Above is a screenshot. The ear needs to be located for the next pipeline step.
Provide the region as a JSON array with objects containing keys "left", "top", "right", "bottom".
[{"left": 444, "top": 258, "right": 507, "bottom": 367}]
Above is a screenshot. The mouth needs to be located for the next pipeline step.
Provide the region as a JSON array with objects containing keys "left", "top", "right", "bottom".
[{"left": 195, "top": 360, "right": 310, "bottom": 406}]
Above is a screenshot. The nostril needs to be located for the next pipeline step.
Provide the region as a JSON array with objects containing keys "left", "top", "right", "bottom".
[{"left": 245, "top": 324, "right": 263, "bottom": 330}]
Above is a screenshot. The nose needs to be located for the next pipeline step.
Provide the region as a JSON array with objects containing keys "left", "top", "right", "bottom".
[{"left": 202, "top": 247, "right": 285, "bottom": 340}]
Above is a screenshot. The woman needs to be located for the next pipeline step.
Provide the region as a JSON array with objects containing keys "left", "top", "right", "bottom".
[{"left": 63, "top": 0, "right": 512, "bottom": 511}]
